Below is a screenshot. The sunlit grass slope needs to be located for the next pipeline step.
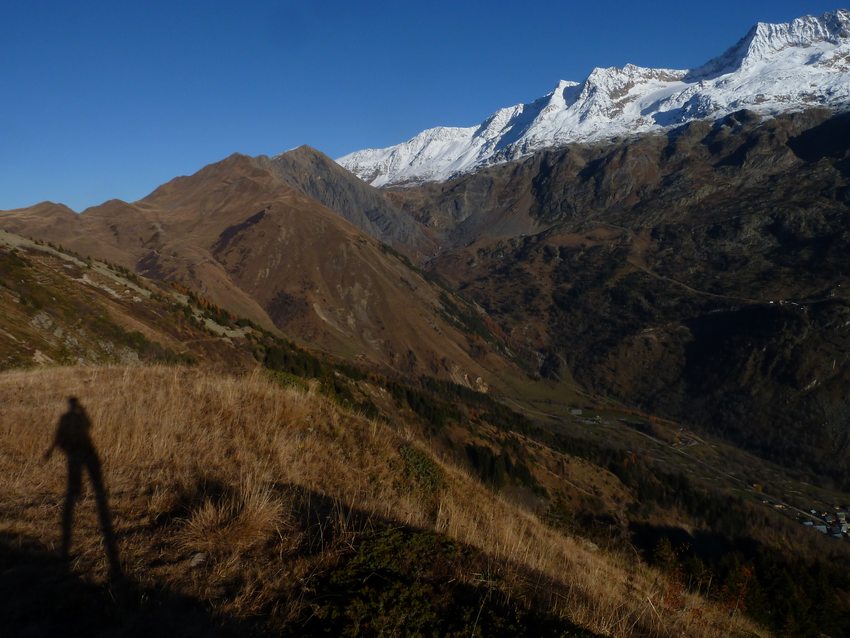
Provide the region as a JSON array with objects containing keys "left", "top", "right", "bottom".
[{"left": 0, "top": 365, "right": 765, "bottom": 637}]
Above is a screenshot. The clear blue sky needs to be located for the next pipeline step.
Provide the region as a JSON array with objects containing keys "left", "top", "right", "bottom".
[{"left": 0, "top": 1, "right": 842, "bottom": 211}]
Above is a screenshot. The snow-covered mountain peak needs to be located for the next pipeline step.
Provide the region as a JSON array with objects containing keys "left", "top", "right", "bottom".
[
  {"left": 693, "top": 9, "right": 850, "bottom": 79},
  {"left": 577, "top": 64, "right": 686, "bottom": 108},
  {"left": 337, "top": 9, "right": 850, "bottom": 187},
  {"left": 555, "top": 79, "right": 580, "bottom": 91},
  {"left": 584, "top": 63, "right": 684, "bottom": 85}
]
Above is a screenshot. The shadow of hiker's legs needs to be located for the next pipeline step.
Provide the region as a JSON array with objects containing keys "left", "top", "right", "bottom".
[
  {"left": 86, "top": 454, "right": 121, "bottom": 577},
  {"left": 59, "top": 452, "right": 122, "bottom": 578},
  {"left": 61, "top": 460, "right": 82, "bottom": 559}
]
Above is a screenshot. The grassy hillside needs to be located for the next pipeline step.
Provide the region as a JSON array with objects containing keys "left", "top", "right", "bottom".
[
  {"left": 0, "top": 365, "right": 764, "bottom": 637},
  {"left": 0, "top": 228, "right": 258, "bottom": 370},
  {"left": 3, "top": 226, "right": 848, "bottom": 635}
]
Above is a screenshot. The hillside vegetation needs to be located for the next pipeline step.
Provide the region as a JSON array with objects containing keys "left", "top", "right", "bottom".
[
  {"left": 411, "top": 109, "right": 850, "bottom": 485},
  {"left": 0, "top": 228, "right": 257, "bottom": 371},
  {"left": 0, "top": 365, "right": 764, "bottom": 637}
]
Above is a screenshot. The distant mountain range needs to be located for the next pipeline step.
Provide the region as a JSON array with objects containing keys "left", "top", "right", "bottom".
[
  {"left": 3, "top": 9, "right": 850, "bottom": 487},
  {"left": 338, "top": 9, "right": 850, "bottom": 186}
]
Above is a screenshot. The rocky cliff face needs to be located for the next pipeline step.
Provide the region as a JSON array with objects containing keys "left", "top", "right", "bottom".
[{"left": 262, "top": 146, "right": 436, "bottom": 258}]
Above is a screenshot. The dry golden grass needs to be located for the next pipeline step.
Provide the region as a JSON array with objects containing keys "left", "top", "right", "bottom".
[{"left": 0, "top": 365, "right": 767, "bottom": 637}]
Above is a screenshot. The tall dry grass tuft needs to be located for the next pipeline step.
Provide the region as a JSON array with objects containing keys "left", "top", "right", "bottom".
[
  {"left": 0, "top": 365, "right": 767, "bottom": 637},
  {"left": 176, "top": 474, "right": 285, "bottom": 556}
]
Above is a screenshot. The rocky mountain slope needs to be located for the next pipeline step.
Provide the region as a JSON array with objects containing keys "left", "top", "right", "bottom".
[
  {"left": 390, "top": 107, "right": 850, "bottom": 484},
  {"left": 262, "top": 146, "right": 436, "bottom": 258},
  {"left": 0, "top": 155, "right": 508, "bottom": 388},
  {"left": 338, "top": 9, "right": 850, "bottom": 186}
]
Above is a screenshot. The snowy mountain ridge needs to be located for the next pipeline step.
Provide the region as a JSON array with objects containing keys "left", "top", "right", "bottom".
[{"left": 336, "top": 9, "right": 850, "bottom": 187}]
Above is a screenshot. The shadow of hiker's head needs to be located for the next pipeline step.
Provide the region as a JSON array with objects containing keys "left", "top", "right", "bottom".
[
  {"left": 66, "top": 397, "right": 89, "bottom": 419},
  {"left": 60, "top": 397, "right": 90, "bottom": 437}
]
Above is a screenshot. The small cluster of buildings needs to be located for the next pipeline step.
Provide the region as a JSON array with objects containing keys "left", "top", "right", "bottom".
[{"left": 801, "top": 508, "right": 849, "bottom": 539}]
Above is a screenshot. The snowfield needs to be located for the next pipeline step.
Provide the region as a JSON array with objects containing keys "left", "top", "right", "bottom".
[{"left": 336, "top": 9, "right": 850, "bottom": 186}]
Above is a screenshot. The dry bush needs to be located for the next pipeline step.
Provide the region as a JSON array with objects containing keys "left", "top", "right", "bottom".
[{"left": 0, "top": 365, "right": 767, "bottom": 637}]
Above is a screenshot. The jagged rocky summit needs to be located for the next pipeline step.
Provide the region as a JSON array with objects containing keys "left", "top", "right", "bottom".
[{"left": 337, "top": 9, "right": 850, "bottom": 186}]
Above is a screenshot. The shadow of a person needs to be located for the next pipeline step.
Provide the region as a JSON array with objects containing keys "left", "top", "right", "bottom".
[{"left": 44, "top": 397, "right": 121, "bottom": 579}]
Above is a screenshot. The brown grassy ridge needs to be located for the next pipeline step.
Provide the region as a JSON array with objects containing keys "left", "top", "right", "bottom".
[{"left": 0, "top": 365, "right": 766, "bottom": 637}]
